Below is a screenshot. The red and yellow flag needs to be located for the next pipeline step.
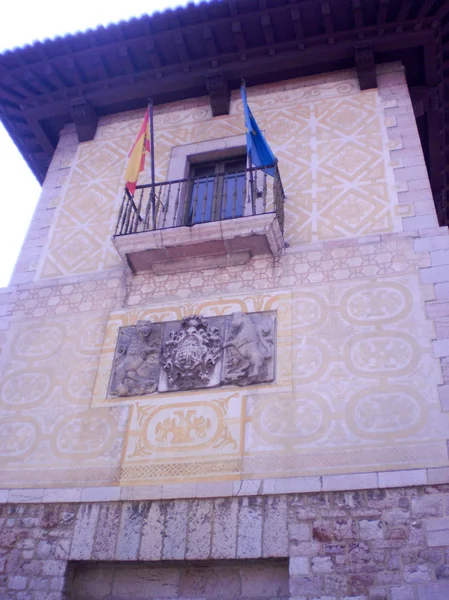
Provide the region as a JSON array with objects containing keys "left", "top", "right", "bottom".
[{"left": 125, "top": 108, "right": 151, "bottom": 195}]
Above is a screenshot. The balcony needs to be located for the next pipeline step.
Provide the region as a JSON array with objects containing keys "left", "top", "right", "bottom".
[{"left": 112, "top": 164, "right": 285, "bottom": 274}]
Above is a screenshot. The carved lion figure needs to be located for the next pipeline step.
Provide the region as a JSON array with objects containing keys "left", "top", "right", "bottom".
[{"left": 224, "top": 312, "right": 274, "bottom": 383}]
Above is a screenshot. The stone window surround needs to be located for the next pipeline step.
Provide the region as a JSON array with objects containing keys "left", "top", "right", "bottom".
[{"left": 166, "top": 134, "right": 248, "bottom": 184}]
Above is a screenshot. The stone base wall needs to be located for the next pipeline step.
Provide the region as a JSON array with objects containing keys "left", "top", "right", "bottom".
[
  {"left": 1, "top": 485, "right": 449, "bottom": 600},
  {"left": 68, "top": 558, "right": 289, "bottom": 599}
]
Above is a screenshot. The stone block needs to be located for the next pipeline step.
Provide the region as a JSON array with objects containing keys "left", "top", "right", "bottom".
[
  {"left": 378, "top": 469, "right": 427, "bottom": 488},
  {"left": 428, "top": 467, "right": 449, "bottom": 484},
  {"left": 139, "top": 501, "right": 164, "bottom": 560},
  {"left": 80, "top": 487, "right": 120, "bottom": 502},
  {"left": 322, "top": 473, "right": 377, "bottom": 492},
  {"left": 212, "top": 497, "right": 238, "bottom": 559},
  {"left": 312, "top": 556, "right": 333, "bottom": 573},
  {"left": 404, "top": 564, "right": 432, "bottom": 582},
  {"left": 116, "top": 502, "right": 146, "bottom": 560},
  {"left": 417, "top": 581, "right": 449, "bottom": 600},
  {"left": 92, "top": 503, "right": 121, "bottom": 560},
  {"left": 240, "top": 563, "right": 289, "bottom": 597},
  {"left": 237, "top": 496, "right": 263, "bottom": 559},
  {"left": 290, "top": 575, "right": 323, "bottom": 596},
  {"left": 179, "top": 565, "right": 239, "bottom": 598},
  {"left": 333, "top": 518, "right": 356, "bottom": 541},
  {"left": 290, "top": 556, "right": 310, "bottom": 576},
  {"left": 112, "top": 565, "right": 179, "bottom": 597},
  {"left": 69, "top": 504, "right": 100, "bottom": 560},
  {"left": 8, "top": 489, "right": 44, "bottom": 503},
  {"left": 415, "top": 235, "right": 449, "bottom": 253},
  {"left": 420, "top": 266, "right": 449, "bottom": 285},
  {"left": 196, "top": 481, "right": 233, "bottom": 498},
  {"left": 391, "top": 585, "right": 414, "bottom": 600},
  {"left": 41, "top": 561, "right": 66, "bottom": 578},
  {"left": 359, "top": 519, "right": 383, "bottom": 540},
  {"left": 119, "top": 485, "right": 162, "bottom": 501},
  {"left": 412, "top": 496, "right": 444, "bottom": 518},
  {"left": 8, "top": 576, "right": 27, "bottom": 590},
  {"left": 262, "top": 496, "right": 288, "bottom": 557},
  {"left": 42, "top": 488, "right": 82, "bottom": 503},
  {"left": 435, "top": 283, "right": 449, "bottom": 301},
  {"left": 274, "top": 477, "right": 321, "bottom": 494},
  {"left": 162, "top": 499, "right": 188, "bottom": 560},
  {"left": 186, "top": 499, "right": 213, "bottom": 560},
  {"left": 433, "top": 339, "right": 449, "bottom": 358}
]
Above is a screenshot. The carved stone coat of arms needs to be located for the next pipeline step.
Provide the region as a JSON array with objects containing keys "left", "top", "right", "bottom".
[
  {"left": 161, "top": 316, "right": 222, "bottom": 391},
  {"left": 108, "top": 312, "right": 276, "bottom": 397}
]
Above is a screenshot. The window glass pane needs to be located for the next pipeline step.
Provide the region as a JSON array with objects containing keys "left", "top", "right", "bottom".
[
  {"left": 187, "top": 177, "right": 214, "bottom": 224},
  {"left": 187, "top": 154, "right": 247, "bottom": 224},
  {"left": 220, "top": 172, "right": 246, "bottom": 219}
]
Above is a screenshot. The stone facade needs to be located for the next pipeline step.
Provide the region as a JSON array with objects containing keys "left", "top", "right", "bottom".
[
  {"left": 1, "top": 486, "right": 449, "bottom": 599},
  {"left": 1, "top": 62, "right": 449, "bottom": 598}
]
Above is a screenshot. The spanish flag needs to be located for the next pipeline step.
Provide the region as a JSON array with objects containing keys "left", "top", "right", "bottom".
[{"left": 125, "top": 108, "right": 151, "bottom": 196}]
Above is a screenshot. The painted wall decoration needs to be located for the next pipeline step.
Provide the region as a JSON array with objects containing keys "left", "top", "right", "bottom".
[{"left": 36, "top": 72, "right": 404, "bottom": 280}]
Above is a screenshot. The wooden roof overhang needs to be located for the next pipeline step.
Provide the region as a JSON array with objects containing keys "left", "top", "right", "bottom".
[{"left": 1, "top": 0, "right": 449, "bottom": 221}]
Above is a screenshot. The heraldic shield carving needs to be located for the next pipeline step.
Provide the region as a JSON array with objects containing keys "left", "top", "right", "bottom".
[
  {"left": 161, "top": 316, "right": 223, "bottom": 391},
  {"left": 108, "top": 312, "right": 276, "bottom": 397}
]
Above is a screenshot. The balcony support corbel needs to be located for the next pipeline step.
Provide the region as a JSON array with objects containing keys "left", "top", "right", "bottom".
[
  {"left": 70, "top": 96, "right": 98, "bottom": 142},
  {"left": 206, "top": 73, "right": 230, "bottom": 117},
  {"left": 354, "top": 42, "right": 377, "bottom": 90}
]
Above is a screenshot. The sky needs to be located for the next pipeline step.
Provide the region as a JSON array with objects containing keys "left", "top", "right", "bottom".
[{"left": 0, "top": 0, "right": 197, "bottom": 287}]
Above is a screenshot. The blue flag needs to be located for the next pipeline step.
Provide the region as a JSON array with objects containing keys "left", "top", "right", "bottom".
[{"left": 241, "top": 84, "right": 277, "bottom": 177}]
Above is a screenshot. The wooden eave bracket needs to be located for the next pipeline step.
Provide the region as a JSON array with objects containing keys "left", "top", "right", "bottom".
[
  {"left": 206, "top": 73, "right": 230, "bottom": 117},
  {"left": 354, "top": 42, "right": 377, "bottom": 90},
  {"left": 70, "top": 96, "right": 98, "bottom": 142}
]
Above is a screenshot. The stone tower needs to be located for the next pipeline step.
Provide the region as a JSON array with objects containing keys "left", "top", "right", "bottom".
[{"left": 1, "top": 2, "right": 449, "bottom": 598}]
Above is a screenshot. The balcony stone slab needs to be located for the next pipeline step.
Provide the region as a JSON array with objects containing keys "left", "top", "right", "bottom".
[{"left": 112, "top": 213, "right": 284, "bottom": 274}]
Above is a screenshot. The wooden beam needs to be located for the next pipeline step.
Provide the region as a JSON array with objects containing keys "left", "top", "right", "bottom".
[
  {"left": 203, "top": 25, "right": 219, "bottom": 67},
  {"left": 2, "top": 73, "right": 39, "bottom": 98},
  {"left": 65, "top": 57, "right": 84, "bottom": 87},
  {"left": 118, "top": 45, "right": 136, "bottom": 76},
  {"left": 354, "top": 42, "right": 377, "bottom": 89},
  {"left": 146, "top": 36, "right": 162, "bottom": 76},
  {"left": 378, "top": 0, "right": 389, "bottom": 26},
  {"left": 321, "top": 1, "right": 335, "bottom": 42},
  {"left": 417, "top": 0, "right": 437, "bottom": 19},
  {"left": 290, "top": 5, "right": 305, "bottom": 49},
  {"left": 91, "top": 53, "right": 110, "bottom": 82},
  {"left": 232, "top": 20, "right": 247, "bottom": 56},
  {"left": 26, "top": 115, "right": 56, "bottom": 156},
  {"left": 22, "top": 27, "right": 434, "bottom": 121},
  {"left": 261, "top": 14, "right": 276, "bottom": 51},
  {"left": 397, "top": 0, "right": 413, "bottom": 22},
  {"left": 351, "top": 0, "right": 364, "bottom": 30}
]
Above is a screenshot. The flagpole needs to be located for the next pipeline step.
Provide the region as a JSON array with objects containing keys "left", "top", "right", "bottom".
[
  {"left": 242, "top": 80, "right": 256, "bottom": 216},
  {"left": 148, "top": 98, "right": 156, "bottom": 229}
]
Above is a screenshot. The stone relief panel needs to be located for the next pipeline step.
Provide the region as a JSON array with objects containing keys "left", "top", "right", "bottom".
[
  {"left": 108, "top": 312, "right": 276, "bottom": 397},
  {"left": 109, "top": 321, "right": 163, "bottom": 396},
  {"left": 37, "top": 71, "right": 403, "bottom": 280},
  {"left": 161, "top": 316, "right": 223, "bottom": 392},
  {"left": 223, "top": 312, "right": 275, "bottom": 387}
]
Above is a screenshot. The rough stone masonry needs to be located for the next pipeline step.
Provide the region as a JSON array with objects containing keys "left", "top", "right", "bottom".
[{"left": 1, "top": 486, "right": 449, "bottom": 599}]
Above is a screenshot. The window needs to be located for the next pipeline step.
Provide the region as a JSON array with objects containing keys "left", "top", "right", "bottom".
[{"left": 186, "top": 155, "right": 247, "bottom": 225}]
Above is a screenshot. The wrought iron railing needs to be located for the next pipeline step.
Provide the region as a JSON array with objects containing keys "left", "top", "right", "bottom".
[{"left": 114, "top": 164, "right": 285, "bottom": 236}]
